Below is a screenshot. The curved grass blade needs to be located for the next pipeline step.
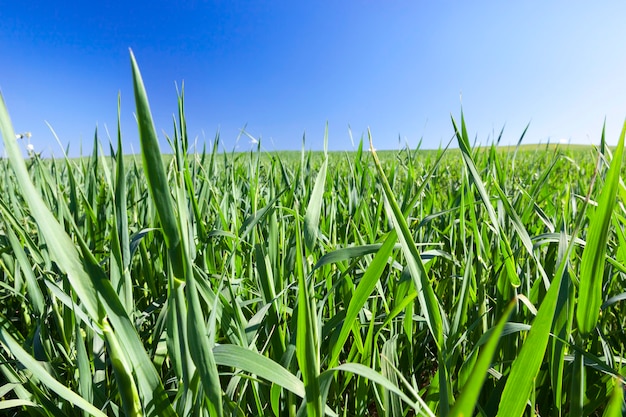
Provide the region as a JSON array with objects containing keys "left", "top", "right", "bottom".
[
  {"left": 313, "top": 243, "right": 388, "bottom": 271},
  {"left": 370, "top": 132, "right": 450, "bottom": 413},
  {"left": 0, "top": 400, "right": 40, "bottom": 412},
  {"left": 214, "top": 344, "right": 306, "bottom": 398},
  {"left": 449, "top": 300, "right": 515, "bottom": 417},
  {"left": 329, "top": 231, "right": 397, "bottom": 367},
  {"left": 577, "top": 119, "right": 626, "bottom": 337},
  {"left": 451, "top": 113, "right": 499, "bottom": 232},
  {"left": 179, "top": 186, "right": 222, "bottom": 415},
  {"left": 321, "top": 363, "right": 435, "bottom": 417},
  {"left": 496, "top": 249, "right": 571, "bottom": 416},
  {"left": 75, "top": 320, "right": 94, "bottom": 412},
  {"left": 213, "top": 344, "right": 338, "bottom": 417},
  {"left": 369, "top": 132, "right": 445, "bottom": 351}
]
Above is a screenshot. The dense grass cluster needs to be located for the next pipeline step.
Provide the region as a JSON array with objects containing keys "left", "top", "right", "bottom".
[{"left": 1, "top": 53, "right": 626, "bottom": 416}]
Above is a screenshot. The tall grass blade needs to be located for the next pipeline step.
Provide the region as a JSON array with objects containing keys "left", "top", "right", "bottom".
[
  {"left": 103, "top": 319, "right": 142, "bottom": 417},
  {"left": 77, "top": 231, "right": 177, "bottom": 417},
  {"left": 449, "top": 300, "right": 515, "bottom": 417},
  {"left": 295, "top": 218, "right": 322, "bottom": 415},
  {"left": 129, "top": 49, "right": 184, "bottom": 278},
  {"left": 304, "top": 125, "right": 328, "bottom": 252},
  {"left": 496, "top": 251, "right": 570, "bottom": 416},
  {"left": 577, "top": 119, "right": 626, "bottom": 337},
  {"left": 368, "top": 132, "right": 445, "bottom": 351},
  {"left": 451, "top": 113, "right": 499, "bottom": 231},
  {"left": 113, "top": 93, "right": 133, "bottom": 313},
  {"left": 329, "top": 231, "right": 397, "bottom": 366}
]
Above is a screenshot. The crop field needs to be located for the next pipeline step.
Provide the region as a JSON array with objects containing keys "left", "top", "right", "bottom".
[{"left": 1, "top": 53, "right": 626, "bottom": 417}]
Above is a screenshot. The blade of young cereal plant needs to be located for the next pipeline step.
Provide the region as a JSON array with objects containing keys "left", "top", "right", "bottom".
[
  {"left": 313, "top": 242, "right": 396, "bottom": 272},
  {"left": 369, "top": 132, "right": 445, "bottom": 351},
  {"left": 103, "top": 319, "right": 141, "bottom": 417},
  {"left": 254, "top": 244, "right": 286, "bottom": 357},
  {"left": 76, "top": 232, "right": 177, "bottom": 417},
  {"left": 549, "top": 226, "right": 573, "bottom": 411},
  {"left": 177, "top": 185, "right": 223, "bottom": 415},
  {"left": 0, "top": 400, "right": 40, "bottom": 412},
  {"left": 0, "top": 91, "right": 101, "bottom": 323},
  {"left": 0, "top": 328, "right": 107, "bottom": 417},
  {"left": 329, "top": 231, "right": 397, "bottom": 367},
  {"left": 304, "top": 125, "right": 328, "bottom": 252},
  {"left": 380, "top": 338, "right": 403, "bottom": 416},
  {"left": 186, "top": 276, "right": 223, "bottom": 414},
  {"left": 4, "top": 226, "right": 44, "bottom": 317},
  {"left": 166, "top": 275, "right": 194, "bottom": 389},
  {"left": 213, "top": 344, "right": 305, "bottom": 398},
  {"left": 75, "top": 321, "right": 94, "bottom": 414},
  {"left": 113, "top": 93, "right": 133, "bottom": 312},
  {"left": 130, "top": 51, "right": 214, "bottom": 412},
  {"left": 451, "top": 113, "right": 500, "bottom": 233},
  {"left": 449, "top": 300, "right": 515, "bottom": 417},
  {"left": 493, "top": 181, "right": 548, "bottom": 287},
  {"left": 294, "top": 217, "right": 322, "bottom": 416},
  {"left": 570, "top": 350, "right": 585, "bottom": 417},
  {"left": 450, "top": 244, "right": 474, "bottom": 338},
  {"left": 370, "top": 133, "right": 450, "bottom": 413},
  {"left": 577, "top": 119, "right": 626, "bottom": 337},
  {"left": 321, "top": 363, "right": 435, "bottom": 417},
  {"left": 496, "top": 246, "right": 572, "bottom": 416},
  {"left": 214, "top": 344, "right": 339, "bottom": 416},
  {"left": 129, "top": 49, "right": 184, "bottom": 278},
  {"left": 602, "top": 379, "right": 625, "bottom": 417},
  {"left": 171, "top": 90, "right": 224, "bottom": 409}
]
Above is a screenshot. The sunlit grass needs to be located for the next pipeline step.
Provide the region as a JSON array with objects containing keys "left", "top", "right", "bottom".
[{"left": 0, "top": 51, "right": 625, "bottom": 416}]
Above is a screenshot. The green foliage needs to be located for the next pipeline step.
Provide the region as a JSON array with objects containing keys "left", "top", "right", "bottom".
[{"left": 0, "top": 52, "right": 625, "bottom": 416}]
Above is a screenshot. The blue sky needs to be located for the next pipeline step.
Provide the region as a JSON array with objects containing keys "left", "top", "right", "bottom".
[{"left": 1, "top": 1, "right": 626, "bottom": 156}]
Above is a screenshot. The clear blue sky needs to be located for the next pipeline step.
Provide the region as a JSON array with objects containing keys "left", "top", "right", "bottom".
[{"left": 2, "top": 1, "right": 626, "bottom": 156}]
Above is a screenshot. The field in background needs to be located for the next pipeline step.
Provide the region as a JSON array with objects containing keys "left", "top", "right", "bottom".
[{"left": 0, "top": 54, "right": 625, "bottom": 417}]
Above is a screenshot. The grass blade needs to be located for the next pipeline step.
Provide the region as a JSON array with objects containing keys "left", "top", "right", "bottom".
[
  {"left": 602, "top": 379, "right": 625, "bottom": 417},
  {"left": 368, "top": 132, "right": 445, "bottom": 351},
  {"left": 449, "top": 300, "right": 515, "bottom": 417},
  {"left": 129, "top": 49, "right": 184, "bottom": 278},
  {"left": 214, "top": 344, "right": 305, "bottom": 398},
  {"left": 329, "top": 231, "right": 397, "bottom": 367},
  {"left": 295, "top": 218, "right": 322, "bottom": 415},
  {"left": 576, "top": 119, "right": 626, "bottom": 337},
  {"left": 322, "top": 363, "right": 435, "bottom": 417},
  {"left": 304, "top": 125, "right": 328, "bottom": 252},
  {"left": 496, "top": 250, "right": 570, "bottom": 416}
]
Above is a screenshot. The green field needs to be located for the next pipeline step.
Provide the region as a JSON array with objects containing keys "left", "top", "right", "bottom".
[{"left": 0, "top": 55, "right": 625, "bottom": 417}]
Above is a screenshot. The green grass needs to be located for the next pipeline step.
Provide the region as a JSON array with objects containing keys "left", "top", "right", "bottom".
[{"left": 0, "top": 51, "right": 625, "bottom": 416}]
